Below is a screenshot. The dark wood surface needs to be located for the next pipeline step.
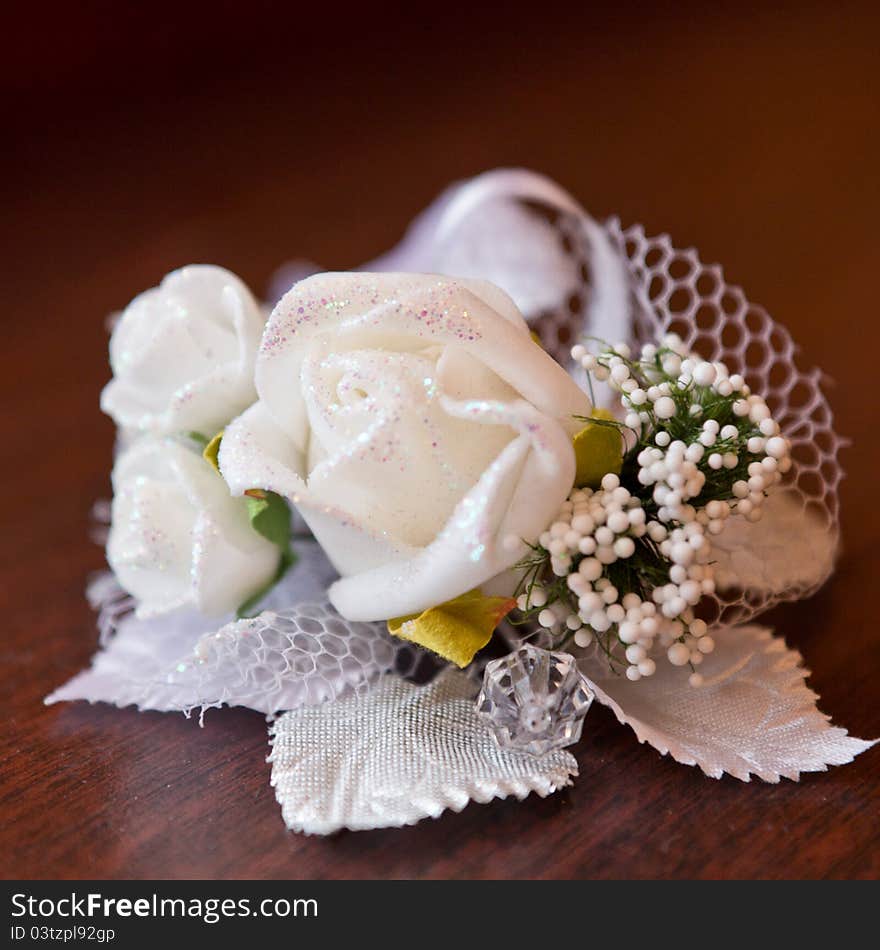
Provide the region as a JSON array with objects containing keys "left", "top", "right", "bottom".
[{"left": 2, "top": 4, "right": 878, "bottom": 879}]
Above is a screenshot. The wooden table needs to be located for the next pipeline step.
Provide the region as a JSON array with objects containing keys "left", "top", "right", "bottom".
[{"left": 2, "top": 4, "right": 878, "bottom": 879}]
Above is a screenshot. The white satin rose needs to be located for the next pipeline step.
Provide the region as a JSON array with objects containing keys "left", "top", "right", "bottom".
[
  {"left": 219, "top": 273, "right": 590, "bottom": 621},
  {"left": 107, "top": 438, "right": 280, "bottom": 618},
  {"left": 101, "top": 265, "right": 265, "bottom": 436}
]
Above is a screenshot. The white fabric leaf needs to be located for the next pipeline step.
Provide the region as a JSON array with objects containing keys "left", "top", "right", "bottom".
[
  {"left": 579, "top": 625, "right": 875, "bottom": 782},
  {"left": 46, "top": 543, "right": 409, "bottom": 717},
  {"left": 268, "top": 668, "right": 578, "bottom": 834},
  {"left": 712, "top": 489, "right": 837, "bottom": 599}
]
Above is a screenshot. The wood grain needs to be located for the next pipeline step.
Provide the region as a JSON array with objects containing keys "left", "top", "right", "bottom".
[{"left": 1, "top": 4, "right": 878, "bottom": 879}]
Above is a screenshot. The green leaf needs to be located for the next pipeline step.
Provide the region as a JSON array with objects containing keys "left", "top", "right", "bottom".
[
  {"left": 245, "top": 489, "right": 293, "bottom": 550},
  {"left": 236, "top": 488, "right": 298, "bottom": 618}
]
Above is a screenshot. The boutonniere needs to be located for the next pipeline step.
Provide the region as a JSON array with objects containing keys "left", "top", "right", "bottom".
[{"left": 50, "top": 168, "right": 874, "bottom": 834}]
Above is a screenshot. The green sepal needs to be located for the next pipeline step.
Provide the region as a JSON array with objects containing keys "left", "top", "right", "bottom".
[
  {"left": 186, "top": 431, "right": 210, "bottom": 449},
  {"left": 572, "top": 408, "right": 624, "bottom": 489},
  {"left": 387, "top": 589, "right": 516, "bottom": 668},
  {"left": 202, "top": 430, "right": 223, "bottom": 474}
]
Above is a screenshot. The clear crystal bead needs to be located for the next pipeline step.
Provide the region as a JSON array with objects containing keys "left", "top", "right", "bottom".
[{"left": 476, "top": 644, "right": 594, "bottom": 756}]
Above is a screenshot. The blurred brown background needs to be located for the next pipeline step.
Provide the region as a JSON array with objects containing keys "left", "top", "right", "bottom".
[{"left": 2, "top": 2, "right": 878, "bottom": 879}]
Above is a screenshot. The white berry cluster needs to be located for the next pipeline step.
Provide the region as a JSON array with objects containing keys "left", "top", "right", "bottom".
[
  {"left": 516, "top": 335, "right": 791, "bottom": 687},
  {"left": 518, "top": 473, "right": 715, "bottom": 685},
  {"left": 535, "top": 472, "right": 645, "bottom": 576}
]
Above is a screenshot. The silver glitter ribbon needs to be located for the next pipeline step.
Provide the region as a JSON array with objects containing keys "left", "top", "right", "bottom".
[{"left": 268, "top": 668, "right": 578, "bottom": 834}]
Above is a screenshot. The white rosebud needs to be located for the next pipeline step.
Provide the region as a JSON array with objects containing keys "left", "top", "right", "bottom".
[
  {"left": 107, "top": 439, "right": 280, "bottom": 618},
  {"left": 102, "top": 266, "right": 266, "bottom": 437},
  {"left": 221, "top": 274, "right": 589, "bottom": 622}
]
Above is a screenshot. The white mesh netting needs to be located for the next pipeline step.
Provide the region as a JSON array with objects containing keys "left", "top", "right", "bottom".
[
  {"left": 613, "top": 221, "right": 842, "bottom": 525},
  {"left": 50, "top": 543, "right": 432, "bottom": 718},
  {"left": 48, "top": 593, "right": 427, "bottom": 719},
  {"left": 159, "top": 601, "right": 426, "bottom": 716},
  {"left": 86, "top": 569, "right": 135, "bottom": 646},
  {"left": 617, "top": 221, "right": 840, "bottom": 621},
  {"left": 528, "top": 210, "right": 842, "bottom": 628}
]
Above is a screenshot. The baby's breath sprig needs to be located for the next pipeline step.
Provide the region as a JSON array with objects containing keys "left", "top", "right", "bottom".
[{"left": 514, "top": 334, "right": 791, "bottom": 686}]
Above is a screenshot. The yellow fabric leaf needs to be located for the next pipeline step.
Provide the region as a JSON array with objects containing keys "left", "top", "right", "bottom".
[
  {"left": 203, "top": 430, "right": 224, "bottom": 474},
  {"left": 387, "top": 589, "right": 516, "bottom": 668},
  {"left": 573, "top": 408, "right": 623, "bottom": 489}
]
